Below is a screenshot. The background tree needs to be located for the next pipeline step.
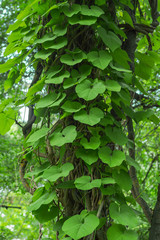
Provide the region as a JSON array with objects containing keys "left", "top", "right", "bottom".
[{"left": 0, "top": 0, "right": 160, "bottom": 239}]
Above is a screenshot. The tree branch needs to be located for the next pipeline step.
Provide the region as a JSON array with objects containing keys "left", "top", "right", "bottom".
[
  {"left": 0, "top": 205, "right": 21, "bottom": 209},
  {"left": 142, "top": 154, "right": 160, "bottom": 186},
  {"left": 127, "top": 116, "right": 152, "bottom": 223}
]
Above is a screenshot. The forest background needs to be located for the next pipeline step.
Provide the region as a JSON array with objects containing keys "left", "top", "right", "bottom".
[{"left": 0, "top": 0, "right": 160, "bottom": 240}]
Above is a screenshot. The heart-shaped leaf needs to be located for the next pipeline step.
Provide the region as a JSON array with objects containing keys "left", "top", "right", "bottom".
[
  {"left": 36, "top": 92, "right": 60, "bottom": 108},
  {"left": 0, "top": 109, "right": 16, "bottom": 135},
  {"left": 69, "top": 15, "right": 97, "bottom": 25},
  {"left": 61, "top": 101, "right": 85, "bottom": 113},
  {"left": 105, "top": 80, "right": 121, "bottom": 92},
  {"left": 76, "top": 148, "right": 98, "bottom": 165},
  {"left": 28, "top": 191, "right": 56, "bottom": 211},
  {"left": 33, "top": 204, "right": 59, "bottom": 223},
  {"left": 109, "top": 203, "right": 139, "bottom": 228},
  {"left": 80, "top": 5, "right": 104, "bottom": 17},
  {"left": 75, "top": 176, "right": 101, "bottom": 190},
  {"left": 80, "top": 136, "right": 100, "bottom": 149},
  {"left": 27, "top": 128, "right": 49, "bottom": 143},
  {"left": 50, "top": 125, "right": 77, "bottom": 146},
  {"left": 35, "top": 33, "right": 57, "bottom": 44},
  {"left": 105, "top": 126, "right": 128, "bottom": 145},
  {"left": 87, "top": 50, "right": 112, "bottom": 70},
  {"left": 107, "top": 224, "right": 138, "bottom": 240},
  {"left": 45, "top": 70, "right": 70, "bottom": 84},
  {"left": 62, "top": 4, "right": 81, "bottom": 17},
  {"left": 43, "top": 37, "right": 67, "bottom": 49},
  {"left": 54, "top": 24, "right": 67, "bottom": 36},
  {"left": 42, "top": 163, "right": 74, "bottom": 182},
  {"left": 34, "top": 49, "right": 53, "bottom": 59},
  {"left": 63, "top": 77, "right": 77, "bottom": 89},
  {"left": 97, "top": 27, "right": 121, "bottom": 52},
  {"left": 60, "top": 51, "right": 86, "bottom": 66},
  {"left": 98, "top": 147, "right": 125, "bottom": 167},
  {"left": 112, "top": 170, "right": 132, "bottom": 191},
  {"left": 50, "top": 93, "right": 66, "bottom": 107},
  {"left": 110, "top": 62, "right": 131, "bottom": 73},
  {"left": 74, "top": 107, "right": 104, "bottom": 126},
  {"left": 62, "top": 211, "right": 99, "bottom": 240},
  {"left": 46, "top": 65, "right": 63, "bottom": 79},
  {"left": 101, "top": 177, "right": 116, "bottom": 185},
  {"left": 76, "top": 79, "right": 106, "bottom": 101},
  {"left": 134, "top": 109, "right": 154, "bottom": 123},
  {"left": 78, "top": 64, "right": 92, "bottom": 82}
]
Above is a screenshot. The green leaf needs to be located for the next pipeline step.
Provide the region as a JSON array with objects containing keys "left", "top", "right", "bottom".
[
  {"left": 134, "top": 109, "right": 154, "bottom": 123},
  {"left": 95, "top": 0, "right": 106, "bottom": 5},
  {"left": 126, "top": 156, "right": 140, "bottom": 171},
  {"left": 62, "top": 211, "right": 99, "bottom": 240},
  {"left": 28, "top": 191, "right": 56, "bottom": 211},
  {"left": 50, "top": 93, "right": 66, "bottom": 107},
  {"left": 98, "top": 147, "right": 125, "bottom": 167},
  {"left": 107, "top": 224, "right": 138, "bottom": 240},
  {"left": 76, "top": 148, "right": 98, "bottom": 165},
  {"left": 36, "top": 92, "right": 60, "bottom": 109},
  {"left": 100, "top": 185, "right": 117, "bottom": 195},
  {"left": 42, "top": 163, "right": 74, "bottom": 182},
  {"left": 7, "top": 0, "right": 39, "bottom": 33},
  {"left": 74, "top": 107, "right": 104, "bottom": 126},
  {"left": 60, "top": 51, "right": 86, "bottom": 66},
  {"left": 87, "top": 50, "right": 112, "bottom": 70},
  {"left": 80, "top": 136, "right": 101, "bottom": 149},
  {"left": 42, "top": 2, "right": 65, "bottom": 16},
  {"left": 54, "top": 24, "right": 68, "bottom": 36},
  {"left": 32, "top": 188, "right": 44, "bottom": 202},
  {"left": 34, "top": 33, "right": 57, "bottom": 44},
  {"left": 63, "top": 77, "right": 77, "bottom": 89},
  {"left": 101, "top": 178, "right": 116, "bottom": 185},
  {"left": 69, "top": 15, "right": 97, "bottom": 25},
  {"left": 75, "top": 176, "right": 101, "bottom": 190},
  {"left": 109, "top": 203, "right": 139, "bottom": 228},
  {"left": 56, "top": 180, "right": 75, "bottom": 189},
  {"left": 79, "top": 64, "right": 92, "bottom": 82},
  {"left": 25, "top": 162, "right": 50, "bottom": 178},
  {"left": 149, "top": 114, "right": 160, "bottom": 124},
  {"left": 46, "top": 65, "right": 64, "bottom": 79},
  {"left": 61, "top": 101, "right": 85, "bottom": 113},
  {"left": 110, "top": 62, "right": 131, "bottom": 73},
  {"left": 112, "top": 48, "right": 131, "bottom": 69},
  {"left": 97, "top": 27, "right": 121, "bottom": 52},
  {"left": 26, "top": 78, "right": 45, "bottom": 97},
  {"left": 120, "top": 0, "right": 134, "bottom": 9},
  {"left": 34, "top": 49, "right": 53, "bottom": 59},
  {"left": 105, "top": 80, "right": 121, "bottom": 92},
  {"left": 80, "top": 5, "right": 104, "bottom": 17},
  {"left": 105, "top": 126, "right": 128, "bottom": 145},
  {"left": 50, "top": 125, "right": 77, "bottom": 146},
  {"left": 27, "top": 128, "right": 49, "bottom": 143},
  {"left": 43, "top": 37, "right": 67, "bottom": 49},
  {"left": 45, "top": 70, "right": 70, "bottom": 84},
  {"left": 123, "top": 11, "right": 134, "bottom": 27},
  {"left": 76, "top": 79, "right": 106, "bottom": 101},
  {"left": 0, "top": 54, "right": 24, "bottom": 73},
  {"left": 112, "top": 170, "right": 132, "bottom": 191},
  {"left": 62, "top": 4, "right": 81, "bottom": 17},
  {"left": 0, "top": 109, "right": 16, "bottom": 135},
  {"left": 33, "top": 205, "right": 59, "bottom": 223},
  {"left": 0, "top": 98, "right": 14, "bottom": 112}
]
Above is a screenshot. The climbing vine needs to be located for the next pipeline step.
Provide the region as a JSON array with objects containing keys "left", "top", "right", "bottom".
[{"left": 0, "top": 0, "right": 160, "bottom": 239}]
